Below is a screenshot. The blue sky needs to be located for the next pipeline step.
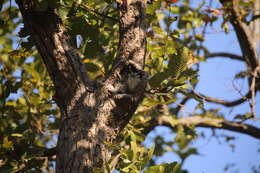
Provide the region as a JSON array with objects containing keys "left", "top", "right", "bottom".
[
  {"left": 185, "top": 27, "right": 260, "bottom": 173},
  {"left": 144, "top": 2, "right": 260, "bottom": 171}
]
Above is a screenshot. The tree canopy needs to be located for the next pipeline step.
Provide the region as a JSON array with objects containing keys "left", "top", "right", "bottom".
[{"left": 0, "top": 0, "right": 259, "bottom": 172}]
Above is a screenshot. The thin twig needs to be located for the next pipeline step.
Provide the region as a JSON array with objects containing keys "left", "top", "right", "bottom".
[
  {"left": 206, "top": 52, "right": 244, "bottom": 61},
  {"left": 190, "top": 88, "right": 251, "bottom": 107}
]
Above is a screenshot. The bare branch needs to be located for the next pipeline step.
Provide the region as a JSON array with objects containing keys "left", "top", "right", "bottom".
[
  {"left": 206, "top": 52, "right": 244, "bottom": 61},
  {"left": 191, "top": 89, "right": 251, "bottom": 107},
  {"left": 146, "top": 115, "right": 260, "bottom": 139}
]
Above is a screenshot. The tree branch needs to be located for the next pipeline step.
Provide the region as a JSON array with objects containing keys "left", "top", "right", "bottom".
[
  {"left": 251, "top": 14, "right": 260, "bottom": 23},
  {"left": 171, "top": 97, "right": 190, "bottom": 115},
  {"left": 145, "top": 115, "right": 260, "bottom": 139},
  {"left": 220, "top": 0, "right": 259, "bottom": 71},
  {"left": 16, "top": 1, "right": 93, "bottom": 111},
  {"left": 206, "top": 52, "right": 244, "bottom": 61},
  {"left": 191, "top": 90, "right": 251, "bottom": 107},
  {"left": 115, "top": 0, "right": 147, "bottom": 67},
  {"left": 101, "top": 0, "right": 148, "bottom": 129},
  {"left": 15, "top": 1, "right": 146, "bottom": 172}
]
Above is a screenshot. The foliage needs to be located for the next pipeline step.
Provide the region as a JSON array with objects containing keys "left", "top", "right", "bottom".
[{"left": 0, "top": 0, "right": 259, "bottom": 172}]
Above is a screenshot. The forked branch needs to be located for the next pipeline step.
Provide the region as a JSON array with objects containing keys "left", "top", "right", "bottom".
[
  {"left": 15, "top": 1, "right": 93, "bottom": 112},
  {"left": 220, "top": 0, "right": 259, "bottom": 70}
]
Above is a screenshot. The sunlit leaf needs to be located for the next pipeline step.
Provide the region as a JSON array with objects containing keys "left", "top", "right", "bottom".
[
  {"left": 3, "top": 137, "right": 13, "bottom": 149},
  {"left": 144, "top": 162, "right": 178, "bottom": 173}
]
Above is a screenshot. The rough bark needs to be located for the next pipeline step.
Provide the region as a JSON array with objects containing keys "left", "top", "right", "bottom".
[
  {"left": 16, "top": 0, "right": 260, "bottom": 172},
  {"left": 16, "top": 0, "right": 147, "bottom": 172}
]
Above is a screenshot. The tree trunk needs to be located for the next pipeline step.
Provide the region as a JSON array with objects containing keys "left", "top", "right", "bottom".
[{"left": 16, "top": 0, "right": 147, "bottom": 172}]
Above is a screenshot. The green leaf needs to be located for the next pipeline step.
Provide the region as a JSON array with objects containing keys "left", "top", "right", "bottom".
[
  {"left": 149, "top": 72, "right": 170, "bottom": 88},
  {"left": 139, "top": 145, "right": 155, "bottom": 170},
  {"left": 147, "top": 145, "right": 155, "bottom": 161},
  {"left": 168, "top": 47, "right": 190, "bottom": 79},
  {"left": 144, "top": 164, "right": 165, "bottom": 173},
  {"left": 3, "top": 137, "right": 13, "bottom": 149},
  {"left": 222, "top": 22, "right": 229, "bottom": 33},
  {"left": 130, "top": 141, "right": 138, "bottom": 161},
  {"left": 147, "top": 0, "right": 162, "bottom": 15},
  {"left": 8, "top": 49, "right": 32, "bottom": 58},
  {"left": 194, "top": 34, "right": 204, "bottom": 41},
  {"left": 84, "top": 62, "right": 99, "bottom": 72},
  {"left": 144, "top": 162, "right": 178, "bottom": 173},
  {"left": 128, "top": 130, "right": 137, "bottom": 143},
  {"left": 11, "top": 133, "right": 23, "bottom": 137}
]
